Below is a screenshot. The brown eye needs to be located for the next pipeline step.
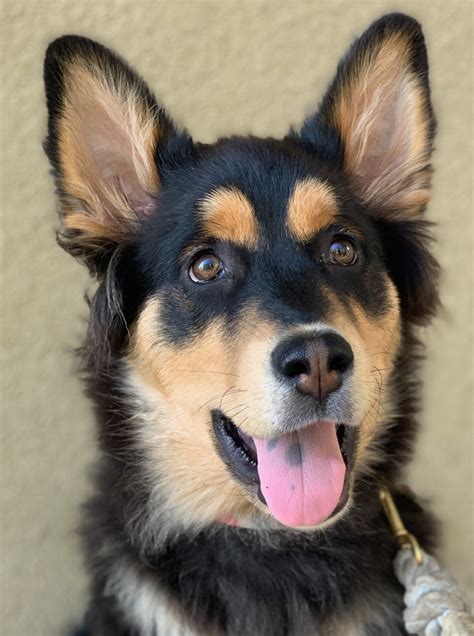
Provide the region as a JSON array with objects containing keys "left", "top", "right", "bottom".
[
  {"left": 328, "top": 238, "right": 358, "bottom": 266},
  {"left": 189, "top": 252, "right": 224, "bottom": 283}
]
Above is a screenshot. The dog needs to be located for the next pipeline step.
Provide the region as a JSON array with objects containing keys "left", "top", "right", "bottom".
[{"left": 44, "top": 12, "right": 440, "bottom": 635}]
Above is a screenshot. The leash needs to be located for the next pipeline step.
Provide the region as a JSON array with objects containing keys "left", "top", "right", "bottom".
[{"left": 379, "top": 487, "right": 474, "bottom": 635}]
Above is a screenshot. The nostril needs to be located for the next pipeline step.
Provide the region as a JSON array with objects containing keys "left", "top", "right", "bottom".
[
  {"left": 283, "top": 358, "right": 310, "bottom": 379},
  {"left": 328, "top": 353, "right": 352, "bottom": 374},
  {"left": 321, "top": 333, "right": 354, "bottom": 376},
  {"left": 271, "top": 338, "right": 310, "bottom": 380}
]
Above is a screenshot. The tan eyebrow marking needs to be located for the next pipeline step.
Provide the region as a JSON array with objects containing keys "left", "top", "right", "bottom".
[
  {"left": 286, "top": 179, "right": 338, "bottom": 242},
  {"left": 199, "top": 187, "right": 259, "bottom": 248}
]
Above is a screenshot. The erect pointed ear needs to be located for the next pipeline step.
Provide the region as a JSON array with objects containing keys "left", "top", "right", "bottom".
[
  {"left": 44, "top": 36, "right": 187, "bottom": 270},
  {"left": 301, "top": 14, "right": 435, "bottom": 220}
]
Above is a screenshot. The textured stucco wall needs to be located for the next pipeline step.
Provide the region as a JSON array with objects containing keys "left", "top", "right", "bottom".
[{"left": 1, "top": 1, "right": 472, "bottom": 635}]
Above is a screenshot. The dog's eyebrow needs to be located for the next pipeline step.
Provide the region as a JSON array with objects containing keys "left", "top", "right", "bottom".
[
  {"left": 286, "top": 179, "right": 338, "bottom": 242},
  {"left": 199, "top": 187, "right": 259, "bottom": 249}
]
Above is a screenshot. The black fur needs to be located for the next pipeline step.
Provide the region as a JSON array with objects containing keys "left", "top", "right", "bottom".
[{"left": 44, "top": 13, "right": 440, "bottom": 636}]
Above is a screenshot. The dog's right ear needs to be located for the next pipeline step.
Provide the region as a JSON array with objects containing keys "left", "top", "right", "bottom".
[{"left": 44, "top": 36, "right": 188, "bottom": 272}]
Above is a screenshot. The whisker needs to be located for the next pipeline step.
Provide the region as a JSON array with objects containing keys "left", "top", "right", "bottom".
[
  {"left": 238, "top": 323, "right": 274, "bottom": 344},
  {"left": 171, "top": 369, "right": 241, "bottom": 377},
  {"left": 219, "top": 385, "right": 242, "bottom": 410}
]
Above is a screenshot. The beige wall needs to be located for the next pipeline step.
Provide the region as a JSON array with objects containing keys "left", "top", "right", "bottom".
[{"left": 1, "top": 1, "right": 472, "bottom": 634}]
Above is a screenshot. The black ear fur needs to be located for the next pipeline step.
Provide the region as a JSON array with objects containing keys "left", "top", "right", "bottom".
[
  {"left": 311, "top": 14, "right": 435, "bottom": 158},
  {"left": 43, "top": 35, "right": 169, "bottom": 174},
  {"left": 301, "top": 13, "right": 436, "bottom": 218},
  {"left": 376, "top": 219, "right": 440, "bottom": 325},
  {"left": 299, "top": 14, "right": 439, "bottom": 324},
  {"left": 43, "top": 35, "right": 191, "bottom": 276}
]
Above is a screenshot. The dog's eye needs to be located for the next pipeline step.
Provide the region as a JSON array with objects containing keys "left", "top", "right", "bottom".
[
  {"left": 189, "top": 252, "right": 224, "bottom": 283},
  {"left": 328, "top": 238, "right": 358, "bottom": 266}
]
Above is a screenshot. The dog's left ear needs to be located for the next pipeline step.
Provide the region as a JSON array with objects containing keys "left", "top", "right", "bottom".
[
  {"left": 300, "top": 14, "right": 439, "bottom": 323},
  {"left": 301, "top": 13, "right": 435, "bottom": 220},
  {"left": 44, "top": 35, "right": 188, "bottom": 272}
]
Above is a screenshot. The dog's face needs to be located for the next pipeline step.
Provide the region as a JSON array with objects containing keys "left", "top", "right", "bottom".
[
  {"left": 126, "top": 147, "right": 403, "bottom": 531},
  {"left": 44, "top": 15, "right": 437, "bottom": 535}
]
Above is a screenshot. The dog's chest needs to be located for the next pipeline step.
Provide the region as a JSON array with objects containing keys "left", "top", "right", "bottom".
[
  {"left": 106, "top": 558, "right": 395, "bottom": 636},
  {"left": 106, "top": 560, "right": 208, "bottom": 636}
]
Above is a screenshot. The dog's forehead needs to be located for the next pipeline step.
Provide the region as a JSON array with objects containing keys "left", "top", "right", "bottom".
[
  {"left": 182, "top": 136, "right": 344, "bottom": 246},
  {"left": 197, "top": 178, "right": 339, "bottom": 250}
]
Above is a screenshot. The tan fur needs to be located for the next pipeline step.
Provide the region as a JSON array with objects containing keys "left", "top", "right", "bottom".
[
  {"left": 58, "top": 61, "right": 159, "bottom": 244},
  {"left": 130, "top": 298, "right": 279, "bottom": 437},
  {"left": 329, "top": 31, "right": 431, "bottom": 217},
  {"left": 127, "top": 298, "right": 281, "bottom": 526},
  {"left": 199, "top": 187, "right": 259, "bottom": 248},
  {"left": 321, "top": 282, "right": 401, "bottom": 465},
  {"left": 286, "top": 179, "right": 338, "bottom": 241},
  {"left": 126, "top": 283, "right": 401, "bottom": 530}
]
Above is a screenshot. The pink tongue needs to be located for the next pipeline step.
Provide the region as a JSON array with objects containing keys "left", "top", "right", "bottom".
[{"left": 254, "top": 421, "right": 346, "bottom": 527}]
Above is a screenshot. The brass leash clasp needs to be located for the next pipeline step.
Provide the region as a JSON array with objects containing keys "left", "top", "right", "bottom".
[{"left": 379, "top": 486, "right": 423, "bottom": 565}]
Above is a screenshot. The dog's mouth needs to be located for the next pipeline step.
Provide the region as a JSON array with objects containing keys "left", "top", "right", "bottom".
[{"left": 212, "top": 410, "right": 356, "bottom": 528}]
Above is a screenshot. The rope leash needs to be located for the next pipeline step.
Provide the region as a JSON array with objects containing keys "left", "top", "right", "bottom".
[{"left": 379, "top": 487, "right": 474, "bottom": 635}]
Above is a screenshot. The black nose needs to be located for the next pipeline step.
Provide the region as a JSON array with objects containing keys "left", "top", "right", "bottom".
[{"left": 271, "top": 332, "right": 354, "bottom": 404}]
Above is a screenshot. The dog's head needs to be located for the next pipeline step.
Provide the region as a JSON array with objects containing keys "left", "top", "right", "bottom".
[{"left": 44, "top": 14, "right": 438, "bottom": 537}]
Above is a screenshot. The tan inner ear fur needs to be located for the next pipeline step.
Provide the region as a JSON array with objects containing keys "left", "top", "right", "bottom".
[
  {"left": 59, "top": 62, "right": 159, "bottom": 243},
  {"left": 199, "top": 187, "right": 259, "bottom": 249},
  {"left": 330, "top": 31, "right": 431, "bottom": 217},
  {"left": 286, "top": 179, "right": 338, "bottom": 242}
]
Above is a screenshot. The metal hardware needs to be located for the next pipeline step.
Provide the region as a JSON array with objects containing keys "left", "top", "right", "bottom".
[{"left": 379, "top": 486, "right": 423, "bottom": 565}]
